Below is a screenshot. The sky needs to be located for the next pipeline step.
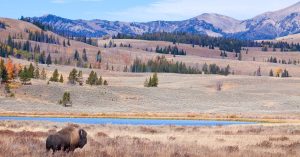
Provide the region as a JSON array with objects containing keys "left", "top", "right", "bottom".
[{"left": 0, "top": 0, "right": 299, "bottom": 22}]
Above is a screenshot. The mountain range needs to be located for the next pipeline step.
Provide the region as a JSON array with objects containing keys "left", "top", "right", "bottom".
[{"left": 26, "top": 2, "right": 300, "bottom": 40}]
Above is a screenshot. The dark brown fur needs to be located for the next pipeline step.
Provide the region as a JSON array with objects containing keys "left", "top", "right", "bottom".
[{"left": 46, "top": 126, "right": 87, "bottom": 153}]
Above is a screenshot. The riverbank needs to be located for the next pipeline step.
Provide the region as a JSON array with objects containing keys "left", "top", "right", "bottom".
[
  {"left": 0, "top": 121, "right": 299, "bottom": 157},
  {"left": 1, "top": 112, "right": 300, "bottom": 123}
]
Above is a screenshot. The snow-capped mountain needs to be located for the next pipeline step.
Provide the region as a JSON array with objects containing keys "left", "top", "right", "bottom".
[
  {"left": 234, "top": 1, "right": 300, "bottom": 39},
  {"left": 27, "top": 2, "right": 300, "bottom": 40}
]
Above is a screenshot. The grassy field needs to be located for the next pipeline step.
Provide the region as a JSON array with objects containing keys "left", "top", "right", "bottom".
[
  {"left": 0, "top": 121, "right": 300, "bottom": 157},
  {"left": 1, "top": 63, "right": 300, "bottom": 119}
]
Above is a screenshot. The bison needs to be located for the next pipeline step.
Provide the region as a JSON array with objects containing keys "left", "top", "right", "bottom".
[{"left": 46, "top": 126, "right": 87, "bottom": 153}]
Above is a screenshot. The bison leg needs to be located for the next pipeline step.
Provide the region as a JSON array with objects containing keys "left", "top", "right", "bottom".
[{"left": 63, "top": 145, "right": 70, "bottom": 152}]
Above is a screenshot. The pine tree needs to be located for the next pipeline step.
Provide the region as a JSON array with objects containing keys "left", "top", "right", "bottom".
[
  {"left": 269, "top": 69, "right": 274, "bottom": 77},
  {"left": 97, "top": 76, "right": 103, "bottom": 85},
  {"left": 74, "top": 50, "right": 79, "bottom": 61},
  {"left": 54, "top": 58, "right": 58, "bottom": 65},
  {"left": 109, "top": 40, "right": 113, "bottom": 48},
  {"left": 77, "top": 70, "right": 82, "bottom": 79},
  {"left": 256, "top": 66, "right": 262, "bottom": 76},
  {"left": 46, "top": 53, "right": 52, "bottom": 65},
  {"left": 28, "top": 63, "right": 35, "bottom": 78},
  {"left": 40, "top": 68, "right": 47, "bottom": 80},
  {"left": 106, "top": 62, "right": 109, "bottom": 70},
  {"left": 0, "top": 59, "right": 7, "bottom": 83},
  {"left": 202, "top": 63, "right": 208, "bottom": 74},
  {"left": 67, "top": 39, "right": 71, "bottom": 46},
  {"left": 77, "top": 70, "right": 83, "bottom": 85},
  {"left": 144, "top": 78, "right": 149, "bottom": 87},
  {"left": 103, "top": 80, "right": 108, "bottom": 86},
  {"left": 86, "top": 70, "right": 98, "bottom": 85},
  {"left": 82, "top": 48, "right": 88, "bottom": 62},
  {"left": 96, "top": 50, "right": 101, "bottom": 62},
  {"left": 148, "top": 76, "right": 152, "bottom": 87},
  {"left": 59, "top": 92, "right": 71, "bottom": 107},
  {"left": 238, "top": 52, "right": 242, "bottom": 61},
  {"left": 224, "top": 65, "right": 230, "bottom": 76},
  {"left": 68, "top": 68, "right": 78, "bottom": 85},
  {"left": 1, "top": 67, "right": 8, "bottom": 83},
  {"left": 59, "top": 74, "right": 64, "bottom": 83},
  {"left": 50, "top": 69, "right": 59, "bottom": 82},
  {"left": 39, "top": 51, "right": 46, "bottom": 64},
  {"left": 281, "top": 69, "right": 290, "bottom": 78},
  {"left": 151, "top": 73, "right": 158, "bottom": 87},
  {"left": 34, "top": 63, "right": 40, "bottom": 79},
  {"left": 19, "top": 67, "right": 31, "bottom": 85},
  {"left": 145, "top": 73, "right": 158, "bottom": 87}
]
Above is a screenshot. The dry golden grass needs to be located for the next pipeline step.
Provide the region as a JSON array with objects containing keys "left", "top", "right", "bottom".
[
  {"left": 0, "top": 112, "right": 299, "bottom": 123},
  {"left": 0, "top": 121, "right": 300, "bottom": 157}
]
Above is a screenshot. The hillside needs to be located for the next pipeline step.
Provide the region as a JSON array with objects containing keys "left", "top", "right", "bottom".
[
  {"left": 275, "top": 33, "right": 300, "bottom": 43},
  {"left": 25, "top": 1, "right": 300, "bottom": 40},
  {"left": 2, "top": 17, "right": 300, "bottom": 78}
]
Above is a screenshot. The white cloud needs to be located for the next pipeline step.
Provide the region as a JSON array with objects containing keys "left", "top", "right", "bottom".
[{"left": 106, "top": 0, "right": 300, "bottom": 22}]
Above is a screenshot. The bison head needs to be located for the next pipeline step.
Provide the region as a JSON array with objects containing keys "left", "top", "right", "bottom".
[{"left": 78, "top": 129, "right": 87, "bottom": 148}]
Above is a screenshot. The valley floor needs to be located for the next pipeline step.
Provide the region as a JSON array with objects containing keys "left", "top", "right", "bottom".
[
  {"left": 0, "top": 65, "right": 300, "bottom": 120},
  {"left": 0, "top": 59, "right": 300, "bottom": 157}
]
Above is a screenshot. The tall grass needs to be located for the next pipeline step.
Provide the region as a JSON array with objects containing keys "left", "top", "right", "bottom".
[{"left": 0, "top": 121, "right": 299, "bottom": 157}]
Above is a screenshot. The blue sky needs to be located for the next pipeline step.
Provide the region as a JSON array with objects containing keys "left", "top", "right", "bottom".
[{"left": 0, "top": 0, "right": 299, "bottom": 22}]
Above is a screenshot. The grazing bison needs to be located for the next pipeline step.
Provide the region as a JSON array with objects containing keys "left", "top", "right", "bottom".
[{"left": 46, "top": 126, "right": 87, "bottom": 153}]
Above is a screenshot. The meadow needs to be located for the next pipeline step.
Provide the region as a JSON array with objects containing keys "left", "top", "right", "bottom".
[{"left": 0, "top": 121, "right": 300, "bottom": 157}]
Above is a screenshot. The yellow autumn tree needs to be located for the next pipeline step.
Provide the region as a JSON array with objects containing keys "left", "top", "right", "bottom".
[
  {"left": 275, "top": 68, "right": 282, "bottom": 77},
  {"left": 5, "top": 58, "right": 14, "bottom": 80},
  {"left": 13, "top": 63, "right": 22, "bottom": 78}
]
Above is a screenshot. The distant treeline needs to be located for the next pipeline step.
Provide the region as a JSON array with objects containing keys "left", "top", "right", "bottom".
[
  {"left": 3, "top": 36, "right": 102, "bottom": 68},
  {"left": 0, "top": 21, "right": 6, "bottom": 29},
  {"left": 4, "top": 37, "right": 55, "bottom": 64},
  {"left": 114, "top": 32, "right": 300, "bottom": 52},
  {"left": 155, "top": 45, "right": 186, "bottom": 55},
  {"left": 68, "top": 36, "right": 98, "bottom": 47},
  {"left": 266, "top": 56, "right": 300, "bottom": 65},
  {"left": 130, "top": 56, "right": 231, "bottom": 75},
  {"left": 261, "top": 41, "right": 300, "bottom": 52},
  {"left": 20, "top": 16, "right": 53, "bottom": 31},
  {"left": 20, "top": 16, "right": 97, "bottom": 47},
  {"left": 25, "top": 29, "right": 60, "bottom": 45},
  {"left": 114, "top": 32, "right": 247, "bottom": 53}
]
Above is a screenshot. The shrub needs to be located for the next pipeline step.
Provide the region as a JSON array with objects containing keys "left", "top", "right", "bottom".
[
  {"left": 19, "top": 67, "right": 31, "bottom": 85},
  {"left": 40, "top": 68, "right": 47, "bottom": 80},
  {"left": 269, "top": 69, "right": 274, "bottom": 77},
  {"left": 49, "top": 69, "right": 59, "bottom": 82},
  {"left": 59, "top": 74, "right": 64, "bottom": 83},
  {"left": 103, "top": 80, "right": 108, "bottom": 86},
  {"left": 86, "top": 71, "right": 98, "bottom": 85},
  {"left": 59, "top": 92, "right": 72, "bottom": 107},
  {"left": 4, "top": 83, "right": 11, "bottom": 94},
  {"left": 216, "top": 81, "right": 223, "bottom": 91},
  {"left": 145, "top": 73, "right": 158, "bottom": 87}
]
